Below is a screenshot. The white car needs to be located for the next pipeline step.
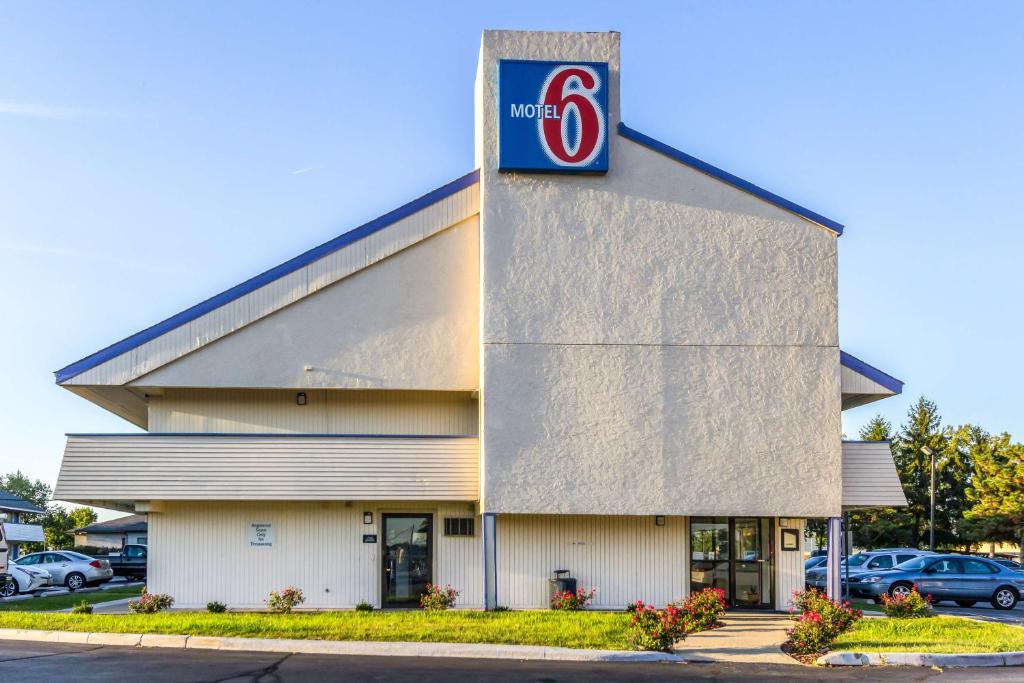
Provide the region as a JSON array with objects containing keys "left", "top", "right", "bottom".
[
  {"left": 0, "top": 563, "right": 51, "bottom": 597},
  {"left": 15, "top": 551, "right": 113, "bottom": 590}
]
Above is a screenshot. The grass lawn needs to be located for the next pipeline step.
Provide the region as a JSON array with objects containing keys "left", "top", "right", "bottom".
[
  {"left": 833, "top": 615, "right": 1024, "bottom": 653},
  {"left": 0, "top": 610, "right": 634, "bottom": 650},
  {"left": 0, "top": 586, "right": 144, "bottom": 613}
]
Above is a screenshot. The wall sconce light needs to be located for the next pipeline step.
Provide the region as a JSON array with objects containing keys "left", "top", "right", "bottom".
[
  {"left": 654, "top": 515, "right": 666, "bottom": 527},
  {"left": 363, "top": 512, "right": 373, "bottom": 525},
  {"left": 296, "top": 392, "right": 307, "bottom": 406}
]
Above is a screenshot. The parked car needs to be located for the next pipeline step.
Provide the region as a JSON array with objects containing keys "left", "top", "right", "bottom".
[
  {"left": 992, "top": 558, "right": 1023, "bottom": 572},
  {"left": 804, "top": 556, "right": 828, "bottom": 571},
  {"left": 850, "top": 554, "right": 1024, "bottom": 610},
  {"left": 806, "top": 548, "right": 933, "bottom": 590},
  {"left": 0, "top": 563, "right": 51, "bottom": 598},
  {"left": 14, "top": 551, "right": 113, "bottom": 590},
  {"left": 103, "top": 544, "right": 147, "bottom": 580}
]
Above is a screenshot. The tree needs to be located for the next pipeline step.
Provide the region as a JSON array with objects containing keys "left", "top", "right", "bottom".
[
  {"left": 69, "top": 507, "right": 97, "bottom": 531},
  {"left": 2, "top": 471, "right": 98, "bottom": 552},
  {"left": 966, "top": 432, "right": 1024, "bottom": 562},
  {"left": 892, "top": 397, "right": 947, "bottom": 548},
  {"left": 0, "top": 471, "right": 51, "bottom": 522}
]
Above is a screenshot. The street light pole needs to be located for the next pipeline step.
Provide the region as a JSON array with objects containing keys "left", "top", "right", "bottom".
[{"left": 922, "top": 445, "right": 936, "bottom": 551}]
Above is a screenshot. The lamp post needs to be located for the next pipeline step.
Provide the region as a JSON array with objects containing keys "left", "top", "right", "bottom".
[{"left": 921, "top": 445, "right": 936, "bottom": 551}]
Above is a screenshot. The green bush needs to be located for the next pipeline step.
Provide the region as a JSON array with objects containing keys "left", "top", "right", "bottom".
[
  {"left": 419, "top": 584, "right": 460, "bottom": 611},
  {"left": 206, "top": 601, "right": 227, "bottom": 613},
  {"left": 71, "top": 600, "right": 93, "bottom": 614},
  {"left": 881, "top": 586, "right": 933, "bottom": 618},
  {"left": 627, "top": 600, "right": 687, "bottom": 651},
  {"left": 267, "top": 587, "right": 305, "bottom": 613},
  {"left": 679, "top": 587, "right": 726, "bottom": 632},
  {"left": 786, "top": 589, "right": 862, "bottom": 655},
  {"left": 550, "top": 588, "right": 596, "bottom": 611},
  {"left": 355, "top": 601, "right": 374, "bottom": 612},
  {"left": 490, "top": 605, "right": 511, "bottom": 612},
  {"left": 128, "top": 592, "right": 174, "bottom": 614}
]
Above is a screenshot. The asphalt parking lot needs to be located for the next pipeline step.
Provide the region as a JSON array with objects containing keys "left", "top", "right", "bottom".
[{"left": 1, "top": 641, "right": 1023, "bottom": 682}]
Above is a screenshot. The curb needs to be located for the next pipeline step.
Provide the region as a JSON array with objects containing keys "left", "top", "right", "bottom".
[
  {"left": 0, "top": 628, "right": 686, "bottom": 663},
  {"left": 817, "top": 650, "right": 1024, "bottom": 668}
]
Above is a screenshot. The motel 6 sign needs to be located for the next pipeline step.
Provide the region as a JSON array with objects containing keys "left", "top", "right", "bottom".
[{"left": 498, "top": 60, "right": 609, "bottom": 173}]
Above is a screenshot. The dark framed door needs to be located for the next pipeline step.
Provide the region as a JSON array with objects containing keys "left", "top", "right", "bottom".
[
  {"left": 690, "top": 517, "right": 774, "bottom": 609},
  {"left": 381, "top": 514, "right": 433, "bottom": 607}
]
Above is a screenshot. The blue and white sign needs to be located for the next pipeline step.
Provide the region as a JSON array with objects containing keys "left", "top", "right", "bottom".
[{"left": 498, "top": 60, "right": 609, "bottom": 174}]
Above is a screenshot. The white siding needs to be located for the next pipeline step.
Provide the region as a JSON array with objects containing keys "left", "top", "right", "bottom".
[
  {"left": 149, "top": 501, "right": 481, "bottom": 609},
  {"left": 56, "top": 435, "right": 479, "bottom": 504},
  {"left": 495, "top": 514, "right": 687, "bottom": 609},
  {"left": 148, "top": 389, "right": 477, "bottom": 436},
  {"left": 842, "top": 441, "right": 907, "bottom": 508},
  {"left": 841, "top": 364, "right": 896, "bottom": 409},
  {"left": 65, "top": 181, "right": 479, "bottom": 387},
  {"left": 775, "top": 518, "right": 806, "bottom": 610}
]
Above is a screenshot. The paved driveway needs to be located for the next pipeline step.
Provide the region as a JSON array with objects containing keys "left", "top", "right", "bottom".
[
  {"left": 931, "top": 601, "right": 1024, "bottom": 626},
  {"left": 1, "top": 641, "right": 1022, "bottom": 682}
]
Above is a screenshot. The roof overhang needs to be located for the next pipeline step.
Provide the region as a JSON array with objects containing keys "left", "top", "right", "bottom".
[
  {"left": 842, "top": 440, "right": 908, "bottom": 508},
  {"left": 1, "top": 522, "right": 45, "bottom": 543},
  {"left": 841, "top": 351, "right": 904, "bottom": 410}
]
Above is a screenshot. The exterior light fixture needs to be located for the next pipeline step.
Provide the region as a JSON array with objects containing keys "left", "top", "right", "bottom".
[
  {"left": 654, "top": 515, "right": 666, "bottom": 527},
  {"left": 296, "top": 392, "right": 307, "bottom": 406},
  {"left": 363, "top": 512, "right": 373, "bottom": 525}
]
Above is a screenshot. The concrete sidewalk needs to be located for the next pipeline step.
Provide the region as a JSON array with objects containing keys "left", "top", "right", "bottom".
[{"left": 676, "top": 612, "right": 795, "bottom": 665}]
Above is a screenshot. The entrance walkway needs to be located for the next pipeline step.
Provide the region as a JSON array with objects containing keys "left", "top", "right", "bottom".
[{"left": 677, "top": 612, "right": 795, "bottom": 665}]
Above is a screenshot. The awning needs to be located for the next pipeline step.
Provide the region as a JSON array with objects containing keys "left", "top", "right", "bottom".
[
  {"left": 842, "top": 440, "right": 907, "bottom": 508},
  {"left": 2, "top": 523, "right": 44, "bottom": 543}
]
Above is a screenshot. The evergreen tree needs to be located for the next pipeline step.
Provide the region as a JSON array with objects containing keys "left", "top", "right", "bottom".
[{"left": 966, "top": 432, "right": 1024, "bottom": 562}]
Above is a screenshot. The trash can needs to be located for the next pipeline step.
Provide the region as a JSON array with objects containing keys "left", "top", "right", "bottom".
[{"left": 548, "top": 569, "right": 577, "bottom": 604}]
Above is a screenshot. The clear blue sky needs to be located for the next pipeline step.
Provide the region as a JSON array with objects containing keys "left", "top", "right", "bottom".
[{"left": 2, "top": 2, "right": 1022, "bottom": 514}]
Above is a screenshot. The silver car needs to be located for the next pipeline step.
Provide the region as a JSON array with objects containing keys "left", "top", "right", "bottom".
[
  {"left": 806, "top": 548, "right": 933, "bottom": 590},
  {"left": 15, "top": 551, "right": 113, "bottom": 590}
]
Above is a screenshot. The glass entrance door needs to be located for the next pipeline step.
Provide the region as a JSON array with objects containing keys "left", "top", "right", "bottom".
[
  {"left": 690, "top": 517, "right": 774, "bottom": 609},
  {"left": 382, "top": 514, "right": 432, "bottom": 607}
]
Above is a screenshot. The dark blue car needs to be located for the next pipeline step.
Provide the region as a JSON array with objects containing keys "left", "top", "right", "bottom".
[{"left": 850, "top": 554, "right": 1024, "bottom": 610}]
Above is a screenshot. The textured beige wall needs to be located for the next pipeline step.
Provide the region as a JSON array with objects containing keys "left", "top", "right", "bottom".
[
  {"left": 134, "top": 217, "right": 479, "bottom": 390},
  {"left": 477, "top": 30, "right": 841, "bottom": 517}
]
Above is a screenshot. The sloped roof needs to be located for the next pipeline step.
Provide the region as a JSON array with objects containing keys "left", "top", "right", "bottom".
[
  {"left": 73, "top": 513, "right": 147, "bottom": 534},
  {"left": 618, "top": 123, "right": 844, "bottom": 235},
  {"left": 0, "top": 490, "right": 46, "bottom": 514},
  {"left": 54, "top": 170, "right": 480, "bottom": 386},
  {"left": 840, "top": 351, "right": 904, "bottom": 394}
]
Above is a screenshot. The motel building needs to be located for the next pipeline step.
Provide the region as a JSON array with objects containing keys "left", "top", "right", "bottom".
[{"left": 53, "top": 31, "right": 906, "bottom": 611}]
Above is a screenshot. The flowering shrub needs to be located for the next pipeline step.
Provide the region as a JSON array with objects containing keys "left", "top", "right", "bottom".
[
  {"left": 420, "top": 583, "right": 460, "bottom": 610},
  {"left": 786, "top": 588, "right": 862, "bottom": 655},
  {"left": 881, "top": 585, "right": 932, "bottom": 618},
  {"left": 128, "top": 592, "right": 174, "bottom": 614},
  {"left": 267, "top": 587, "right": 305, "bottom": 613},
  {"left": 550, "top": 587, "right": 597, "bottom": 610},
  {"left": 680, "top": 587, "right": 727, "bottom": 632},
  {"left": 627, "top": 601, "right": 687, "bottom": 651}
]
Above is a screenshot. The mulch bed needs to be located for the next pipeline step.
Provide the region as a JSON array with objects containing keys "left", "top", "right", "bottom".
[{"left": 780, "top": 640, "right": 824, "bottom": 665}]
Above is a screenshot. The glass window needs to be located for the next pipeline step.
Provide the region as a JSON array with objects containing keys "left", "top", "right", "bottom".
[
  {"left": 928, "top": 559, "right": 961, "bottom": 574},
  {"left": 846, "top": 553, "right": 870, "bottom": 567},
  {"left": 896, "top": 554, "right": 917, "bottom": 565},
  {"left": 64, "top": 552, "right": 92, "bottom": 561},
  {"left": 896, "top": 556, "right": 929, "bottom": 570},
  {"left": 962, "top": 559, "right": 998, "bottom": 574},
  {"left": 15, "top": 554, "right": 39, "bottom": 566},
  {"left": 126, "top": 546, "right": 145, "bottom": 558},
  {"left": 867, "top": 556, "right": 893, "bottom": 569}
]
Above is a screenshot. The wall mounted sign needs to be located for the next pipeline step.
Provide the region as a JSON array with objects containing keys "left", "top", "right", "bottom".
[
  {"left": 362, "top": 534, "right": 378, "bottom": 544},
  {"left": 498, "top": 60, "right": 609, "bottom": 174},
  {"left": 249, "top": 522, "right": 274, "bottom": 548},
  {"left": 781, "top": 529, "right": 799, "bottom": 551}
]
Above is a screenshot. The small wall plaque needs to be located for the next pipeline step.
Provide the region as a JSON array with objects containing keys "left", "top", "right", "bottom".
[
  {"left": 362, "top": 534, "right": 378, "bottom": 544},
  {"left": 781, "top": 529, "right": 799, "bottom": 551}
]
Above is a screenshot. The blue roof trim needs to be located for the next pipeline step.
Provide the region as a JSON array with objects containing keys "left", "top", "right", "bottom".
[
  {"left": 840, "top": 351, "right": 904, "bottom": 395},
  {"left": 66, "top": 433, "right": 476, "bottom": 438},
  {"left": 617, "top": 122, "right": 845, "bottom": 235},
  {"left": 54, "top": 170, "right": 481, "bottom": 384}
]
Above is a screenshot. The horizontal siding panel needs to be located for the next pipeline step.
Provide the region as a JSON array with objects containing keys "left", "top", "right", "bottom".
[
  {"left": 841, "top": 441, "right": 907, "bottom": 507},
  {"left": 56, "top": 435, "right": 479, "bottom": 503}
]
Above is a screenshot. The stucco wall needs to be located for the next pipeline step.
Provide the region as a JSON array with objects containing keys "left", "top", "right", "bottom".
[
  {"left": 477, "top": 30, "right": 841, "bottom": 517},
  {"left": 134, "top": 217, "right": 480, "bottom": 391}
]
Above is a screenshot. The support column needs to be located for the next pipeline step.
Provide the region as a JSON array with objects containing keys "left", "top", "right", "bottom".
[
  {"left": 482, "top": 513, "right": 497, "bottom": 610},
  {"left": 825, "top": 516, "right": 842, "bottom": 599}
]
